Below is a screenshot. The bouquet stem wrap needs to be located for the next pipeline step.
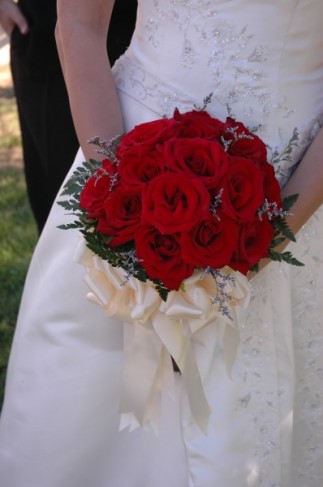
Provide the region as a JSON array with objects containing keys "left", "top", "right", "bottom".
[{"left": 75, "top": 239, "right": 250, "bottom": 434}]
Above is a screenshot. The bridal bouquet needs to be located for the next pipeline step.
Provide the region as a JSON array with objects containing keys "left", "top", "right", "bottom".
[{"left": 58, "top": 101, "right": 301, "bottom": 432}]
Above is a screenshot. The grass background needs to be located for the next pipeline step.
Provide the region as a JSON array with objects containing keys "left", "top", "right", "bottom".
[{"left": 0, "top": 82, "right": 38, "bottom": 409}]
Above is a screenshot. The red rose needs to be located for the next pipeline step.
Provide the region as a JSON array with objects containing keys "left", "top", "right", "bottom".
[
  {"left": 116, "top": 118, "right": 175, "bottom": 157},
  {"left": 79, "top": 159, "right": 117, "bottom": 218},
  {"left": 97, "top": 185, "right": 142, "bottom": 246},
  {"left": 221, "top": 117, "right": 267, "bottom": 163},
  {"left": 142, "top": 173, "right": 210, "bottom": 234},
  {"left": 135, "top": 224, "right": 194, "bottom": 290},
  {"left": 168, "top": 109, "right": 225, "bottom": 139},
  {"left": 221, "top": 156, "right": 265, "bottom": 221},
  {"left": 261, "top": 161, "right": 282, "bottom": 206},
  {"left": 118, "top": 146, "right": 165, "bottom": 187},
  {"left": 229, "top": 217, "right": 274, "bottom": 274},
  {"left": 181, "top": 212, "right": 238, "bottom": 268},
  {"left": 164, "top": 137, "right": 229, "bottom": 190}
]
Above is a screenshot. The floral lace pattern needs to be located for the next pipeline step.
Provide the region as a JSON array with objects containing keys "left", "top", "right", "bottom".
[
  {"left": 289, "top": 209, "right": 323, "bottom": 486},
  {"left": 144, "top": 0, "right": 274, "bottom": 114}
]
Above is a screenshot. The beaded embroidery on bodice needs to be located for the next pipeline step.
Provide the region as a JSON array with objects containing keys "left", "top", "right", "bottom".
[{"left": 114, "top": 0, "right": 323, "bottom": 186}]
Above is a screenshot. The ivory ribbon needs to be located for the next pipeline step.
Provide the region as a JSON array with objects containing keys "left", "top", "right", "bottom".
[{"left": 74, "top": 239, "right": 250, "bottom": 434}]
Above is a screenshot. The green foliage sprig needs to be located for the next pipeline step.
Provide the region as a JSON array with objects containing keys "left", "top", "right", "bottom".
[
  {"left": 57, "top": 159, "right": 170, "bottom": 300},
  {"left": 268, "top": 193, "right": 304, "bottom": 266}
]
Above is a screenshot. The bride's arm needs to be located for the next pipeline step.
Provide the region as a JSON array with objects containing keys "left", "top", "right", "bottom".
[
  {"left": 249, "top": 125, "right": 323, "bottom": 277},
  {"left": 281, "top": 125, "right": 323, "bottom": 236},
  {"left": 55, "top": 0, "right": 123, "bottom": 160}
]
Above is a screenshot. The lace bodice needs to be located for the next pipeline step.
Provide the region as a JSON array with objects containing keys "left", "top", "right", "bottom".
[{"left": 114, "top": 0, "right": 323, "bottom": 185}]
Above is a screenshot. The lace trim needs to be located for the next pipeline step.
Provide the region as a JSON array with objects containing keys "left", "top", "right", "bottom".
[{"left": 113, "top": 54, "right": 203, "bottom": 118}]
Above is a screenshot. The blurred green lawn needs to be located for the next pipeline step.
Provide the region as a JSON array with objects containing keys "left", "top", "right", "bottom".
[
  {"left": 0, "top": 61, "right": 37, "bottom": 410},
  {"left": 0, "top": 165, "right": 37, "bottom": 409}
]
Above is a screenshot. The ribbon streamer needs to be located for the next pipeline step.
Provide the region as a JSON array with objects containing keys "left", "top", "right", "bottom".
[{"left": 74, "top": 239, "right": 250, "bottom": 434}]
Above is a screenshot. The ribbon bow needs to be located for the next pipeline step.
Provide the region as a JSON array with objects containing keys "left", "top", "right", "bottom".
[{"left": 75, "top": 239, "right": 250, "bottom": 434}]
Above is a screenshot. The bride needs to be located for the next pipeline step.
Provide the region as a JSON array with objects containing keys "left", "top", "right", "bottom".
[{"left": 0, "top": 1, "right": 322, "bottom": 486}]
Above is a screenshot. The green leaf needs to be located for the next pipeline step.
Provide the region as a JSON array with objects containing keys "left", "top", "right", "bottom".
[
  {"left": 153, "top": 280, "right": 169, "bottom": 301},
  {"left": 57, "top": 221, "right": 83, "bottom": 230},
  {"left": 282, "top": 193, "right": 298, "bottom": 212},
  {"left": 57, "top": 199, "right": 80, "bottom": 211},
  {"left": 268, "top": 249, "right": 304, "bottom": 266},
  {"left": 270, "top": 236, "right": 285, "bottom": 248},
  {"left": 273, "top": 217, "right": 296, "bottom": 242}
]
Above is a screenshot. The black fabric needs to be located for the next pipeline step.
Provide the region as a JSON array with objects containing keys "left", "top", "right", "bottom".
[
  {"left": 10, "top": 54, "right": 79, "bottom": 231},
  {"left": 9, "top": 0, "right": 137, "bottom": 233},
  {"left": 108, "top": 0, "right": 137, "bottom": 65},
  {"left": 12, "top": 0, "right": 59, "bottom": 71},
  {"left": 10, "top": 0, "right": 78, "bottom": 232}
]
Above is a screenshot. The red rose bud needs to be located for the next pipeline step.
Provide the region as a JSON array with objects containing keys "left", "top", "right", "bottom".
[
  {"left": 79, "top": 160, "right": 117, "bottom": 219},
  {"left": 142, "top": 172, "right": 210, "bottom": 234},
  {"left": 116, "top": 117, "right": 175, "bottom": 158},
  {"left": 171, "top": 109, "right": 225, "bottom": 139},
  {"left": 221, "top": 117, "right": 267, "bottom": 163},
  {"left": 181, "top": 212, "right": 238, "bottom": 268},
  {"left": 164, "top": 137, "right": 229, "bottom": 190},
  {"left": 97, "top": 185, "right": 142, "bottom": 246},
  {"left": 261, "top": 161, "right": 282, "bottom": 207},
  {"left": 135, "top": 224, "right": 195, "bottom": 290},
  {"left": 221, "top": 156, "right": 265, "bottom": 222},
  {"left": 118, "top": 146, "right": 166, "bottom": 187},
  {"left": 229, "top": 217, "right": 275, "bottom": 274}
]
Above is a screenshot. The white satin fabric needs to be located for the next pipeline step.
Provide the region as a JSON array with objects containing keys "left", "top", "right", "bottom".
[
  {"left": 1, "top": 1, "right": 323, "bottom": 486},
  {"left": 75, "top": 240, "right": 250, "bottom": 434}
]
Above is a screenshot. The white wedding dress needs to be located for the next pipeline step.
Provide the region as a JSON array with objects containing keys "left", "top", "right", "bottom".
[{"left": 1, "top": 1, "right": 323, "bottom": 486}]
